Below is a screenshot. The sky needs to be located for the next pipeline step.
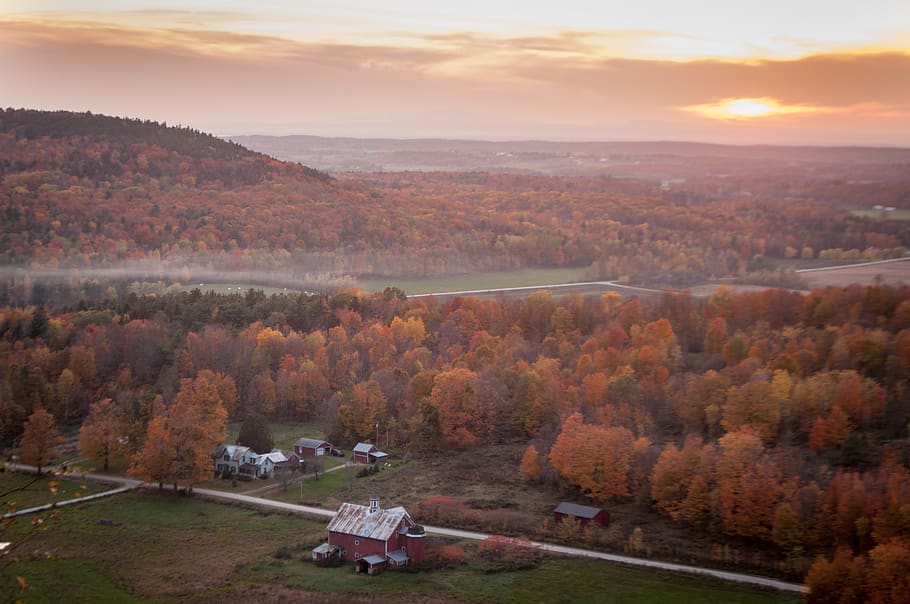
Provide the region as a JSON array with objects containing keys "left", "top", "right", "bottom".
[{"left": 1, "top": 1, "right": 909, "bottom": 145}]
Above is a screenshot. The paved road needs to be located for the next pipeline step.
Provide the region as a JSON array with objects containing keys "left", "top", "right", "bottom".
[
  {"left": 6, "top": 463, "right": 806, "bottom": 595},
  {"left": 405, "top": 256, "right": 910, "bottom": 300},
  {"left": 796, "top": 255, "right": 910, "bottom": 273},
  {"left": 408, "top": 280, "right": 666, "bottom": 298}
]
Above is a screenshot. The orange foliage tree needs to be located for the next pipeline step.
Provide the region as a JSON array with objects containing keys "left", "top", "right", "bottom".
[
  {"left": 19, "top": 408, "right": 62, "bottom": 473},
  {"left": 429, "top": 367, "right": 489, "bottom": 448},
  {"left": 129, "top": 372, "right": 229, "bottom": 491},
  {"left": 549, "top": 413, "right": 634, "bottom": 504},
  {"left": 78, "top": 397, "right": 128, "bottom": 470}
]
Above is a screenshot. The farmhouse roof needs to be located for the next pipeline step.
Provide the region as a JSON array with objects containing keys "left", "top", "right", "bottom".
[
  {"left": 353, "top": 442, "right": 377, "bottom": 453},
  {"left": 327, "top": 502, "right": 412, "bottom": 542},
  {"left": 216, "top": 444, "right": 252, "bottom": 462},
  {"left": 553, "top": 502, "right": 604, "bottom": 519},
  {"left": 295, "top": 437, "right": 331, "bottom": 448},
  {"left": 262, "top": 450, "right": 288, "bottom": 463}
]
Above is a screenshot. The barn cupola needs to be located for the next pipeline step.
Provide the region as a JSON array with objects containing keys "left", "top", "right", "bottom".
[{"left": 369, "top": 494, "right": 380, "bottom": 514}]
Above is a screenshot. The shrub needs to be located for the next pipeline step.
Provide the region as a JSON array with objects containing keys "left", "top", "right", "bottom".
[
  {"left": 273, "top": 545, "right": 294, "bottom": 559},
  {"left": 475, "top": 536, "right": 543, "bottom": 573}
]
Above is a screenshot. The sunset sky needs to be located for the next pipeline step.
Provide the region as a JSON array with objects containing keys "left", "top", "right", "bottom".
[{"left": 2, "top": 1, "right": 909, "bottom": 145}]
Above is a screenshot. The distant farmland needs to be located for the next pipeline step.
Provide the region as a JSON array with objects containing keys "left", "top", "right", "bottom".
[{"left": 798, "top": 258, "right": 910, "bottom": 288}]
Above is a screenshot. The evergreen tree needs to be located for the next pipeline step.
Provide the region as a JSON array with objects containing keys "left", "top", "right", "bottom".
[{"left": 237, "top": 413, "right": 273, "bottom": 454}]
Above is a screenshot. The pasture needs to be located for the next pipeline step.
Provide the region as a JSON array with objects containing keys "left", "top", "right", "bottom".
[{"left": 0, "top": 483, "right": 803, "bottom": 603}]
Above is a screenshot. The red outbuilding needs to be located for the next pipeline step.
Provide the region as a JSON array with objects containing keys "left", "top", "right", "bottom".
[
  {"left": 294, "top": 437, "right": 335, "bottom": 457},
  {"left": 352, "top": 442, "right": 389, "bottom": 464},
  {"left": 553, "top": 502, "right": 610, "bottom": 528}
]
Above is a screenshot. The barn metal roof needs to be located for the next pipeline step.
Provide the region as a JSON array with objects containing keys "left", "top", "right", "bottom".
[
  {"left": 387, "top": 550, "right": 409, "bottom": 563},
  {"left": 327, "top": 502, "right": 412, "bottom": 542},
  {"left": 294, "top": 437, "right": 331, "bottom": 448},
  {"left": 553, "top": 502, "right": 604, "bottom": 518},
  {"left": 353, "top": 442, "right": 377, "bottom": 453}
]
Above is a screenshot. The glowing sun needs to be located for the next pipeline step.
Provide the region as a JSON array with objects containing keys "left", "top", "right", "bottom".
[
  {"left": 721, "top": 98, "right": 778, "bottom": 117},
  {"left": 683, "top": 97, "right": 820, "bottom": 121}
]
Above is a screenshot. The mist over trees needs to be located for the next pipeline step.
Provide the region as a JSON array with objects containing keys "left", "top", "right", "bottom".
[{"left": 2, "top": 111, "right": 909, "bottom": 310}]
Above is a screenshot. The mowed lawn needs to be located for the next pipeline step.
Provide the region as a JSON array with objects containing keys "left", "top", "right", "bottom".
[{"left": 0, "top": 474, "right": 804, "bottom": 603}]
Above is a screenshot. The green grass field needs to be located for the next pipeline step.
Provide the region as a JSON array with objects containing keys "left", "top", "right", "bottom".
[
  {"left": 0, "top": 471, "right": 111, "bottom": 511},
  {"left": 0, "top": 477, "right": 804, "bottom": 603},
  {"left": 238, "top": 547, "right": 803, "bottom": 604},
  {"left": 357, "top": 267, "right": 588, "bottom": 295},
  {"left": 851, "top": 208, "right": 910, "bottom": 221},
  {"left": 130, "top": 267, "right": 606, "bottom": 299},
  {"left": 266, "top": 466, "right": 353, "bottom": 504}
]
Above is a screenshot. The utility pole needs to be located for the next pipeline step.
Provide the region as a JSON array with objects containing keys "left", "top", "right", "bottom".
[{"left": 375, "top": 420, "right": 379, "bottom": 446}]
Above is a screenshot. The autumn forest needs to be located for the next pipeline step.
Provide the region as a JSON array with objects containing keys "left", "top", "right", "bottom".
[{"left": 2, "top": 110, "right": 910, "bottom": 601}]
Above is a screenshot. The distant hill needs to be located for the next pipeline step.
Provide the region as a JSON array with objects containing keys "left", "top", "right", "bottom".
[
  {"left": 0, "top": 110, "right": 907, "bottom": 309},
  {"left": 229, "top": 134, "right": 910, "bottom": 181},
  {"left": 0, "top": 108, "right": 331, "bottom": 186},
  {"left": 0, "top": 109, "right": 351, "bottom": 294}
]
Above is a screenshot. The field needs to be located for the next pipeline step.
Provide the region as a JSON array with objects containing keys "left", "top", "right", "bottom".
[
  {"left": 355, "top": 267, "right": 588, "bottom": 296},
  {"left": 0, "top": 482, "right": 803, "bottom": 603},
  {"left": 0, "top": 472, "right": 110, "bottom": 512},
  {"left": 798, "top": 258, "right": 910, "bottom": 288},
  {"left": 851, "top": 208, "right": 910, "bottom": 221}
]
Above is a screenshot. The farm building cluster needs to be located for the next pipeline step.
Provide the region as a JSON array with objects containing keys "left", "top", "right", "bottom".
[
  {"left": 212, "top": 438, "right": 387, "bottom": 480},
  {"left": 212, "top": 437, "right": 606, "bottom": 576}
]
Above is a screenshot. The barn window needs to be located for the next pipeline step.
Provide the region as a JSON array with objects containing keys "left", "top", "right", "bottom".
[
  {"left": 354, "top": 552, "right": 360, "bottom": 559},
  {"left": 354, "top": 539, "right": 359, "bottom": 545},
  {"left": 401, "top": 546, "right": 406, "bottom": 551}
]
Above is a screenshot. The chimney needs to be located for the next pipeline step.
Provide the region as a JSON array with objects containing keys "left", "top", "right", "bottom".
[{"left": 369, "top": 494, "right": 380, "bottom": 514}]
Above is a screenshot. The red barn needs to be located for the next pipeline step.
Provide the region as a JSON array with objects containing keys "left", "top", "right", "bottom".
[
  {"left": 352, "top": 442, "right": 389, "bottom": 464},
  {"left": 315, "top": 495, "right": 425, "bottom": 573},
  {"left": 553, "top": 502, "right": 610, "bottom": 528},
  {"left": 294, "top": 437, "right": 334, "bottom": 457}
]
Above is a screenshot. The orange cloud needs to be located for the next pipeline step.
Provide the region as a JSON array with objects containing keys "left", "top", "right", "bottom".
[
  {"left": 1, "top": 19, "right": 908, "bottom": 144},
  {"left": 683, "top": 97, "right": 910, "bottom": 121}
]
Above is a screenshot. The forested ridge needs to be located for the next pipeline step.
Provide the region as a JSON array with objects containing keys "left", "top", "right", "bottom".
[{"left": 2, "top": 111, "right": 908, "bottom": 308}]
